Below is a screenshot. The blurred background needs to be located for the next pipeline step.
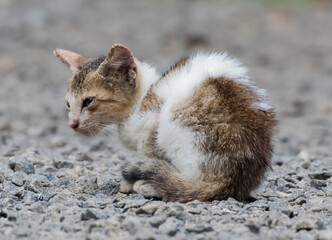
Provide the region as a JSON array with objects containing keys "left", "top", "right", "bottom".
[{"left": 0, "top": 0, "right": 331, "bottom": 159}]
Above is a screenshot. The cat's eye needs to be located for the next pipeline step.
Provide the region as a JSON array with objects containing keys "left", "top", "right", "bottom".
[
  {"left": 66, "top": 101, "right": 70, "bottom": 109},
  {"left": 82, "top": 97, "right": 95, "bottom": 108}
]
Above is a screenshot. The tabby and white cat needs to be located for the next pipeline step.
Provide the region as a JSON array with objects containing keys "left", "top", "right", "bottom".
[{"left": 54, "top": 44, "right": 275, "bottom": 202}]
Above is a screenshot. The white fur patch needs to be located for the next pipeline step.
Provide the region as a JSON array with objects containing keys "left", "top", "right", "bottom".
[
  {"left": 154, "top": 52, "right": 272, "bottom": 112},
  {"left": 80, "top": 110, "right": 89, "bottom": 122},
  {"left": 135, "top": 60, "right": 161, "bottom": 108},
  {"left": 157, "top": 106, "right": 202, "bottom": 179},
  {"left": 66, "top": 92, "right": 81, "bottom": 123},
  {"left": 119, "top": 111, "right": 158, "bottom": 151}
]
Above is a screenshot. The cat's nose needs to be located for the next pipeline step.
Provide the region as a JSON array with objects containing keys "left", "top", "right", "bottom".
[{"left": 69, "top": 120, "right": 79, "bottom": 130}]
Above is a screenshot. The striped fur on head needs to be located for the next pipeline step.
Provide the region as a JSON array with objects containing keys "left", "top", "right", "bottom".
[{"left": 54, "top": 44, "right": 141, "bottom": 137}]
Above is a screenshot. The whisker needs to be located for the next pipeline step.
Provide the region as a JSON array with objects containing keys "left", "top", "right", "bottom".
[
  {"left": 101, "top": 130, "right": 111, "bottom": 137},
  {"left": 95, "top": 124, "right": 119, "bottom": 137},
  {"left": 90, "top": 118, "right": 123, "bottom": 125},
  {"left": 100, "top": 128, "right": 114, "bottom": 137}
]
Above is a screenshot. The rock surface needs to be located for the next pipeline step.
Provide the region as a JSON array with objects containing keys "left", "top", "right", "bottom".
[{"left": 1, "top": 0, "right": 332, "bottom": 239}]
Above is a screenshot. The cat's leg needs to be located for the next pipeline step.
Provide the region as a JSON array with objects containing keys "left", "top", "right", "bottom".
[
  {"left": 121, "top": 155, "right": 230, "bottom": 202},
  {"left": 121, "top": 158, "right": 164, "bottom": 199}
]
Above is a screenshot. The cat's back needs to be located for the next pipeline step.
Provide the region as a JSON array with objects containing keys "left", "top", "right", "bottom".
[{"left": 141, "top": 52, "right": 273, "bottom": 115}]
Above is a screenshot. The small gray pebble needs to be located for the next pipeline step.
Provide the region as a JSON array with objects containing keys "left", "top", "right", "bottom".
[
  {"left": 75, "top": 153, "right": 93, "bottom": 162},
  {"left": 308, "top": 172, "right": 331, "bottom": 180},
  {"left": 9, "top": 161, "right": 35, "bottom": 175},
  {"left": 32, "top": 193, "right": 44, "bottom": 202},
  {"left": 53, "top": 161, "right": 74, "bottom": 169},
  {"left": 81, "top": 209, "right": 99, "bottom": 221}
]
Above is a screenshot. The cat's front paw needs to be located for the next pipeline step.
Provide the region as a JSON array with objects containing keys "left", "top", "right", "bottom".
[
  {"left": 121, "top": 159, "right": 162, "bottom": 199},
  {"left": 121, "top": 160, "right": 147, "bottom": 182},
  {"left": 119, "top": 179, "right": 134, "bottom": 193},
  {"left": 133, "top": 180, "right": 162, "bottom": 199}
]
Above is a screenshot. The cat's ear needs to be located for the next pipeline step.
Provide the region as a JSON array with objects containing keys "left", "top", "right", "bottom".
[
  {"left": 98, "top": 44, "right": 137, "bottom": 84},
  {"left": 54, "top": 48, "right": 92, "bottom": 74}
]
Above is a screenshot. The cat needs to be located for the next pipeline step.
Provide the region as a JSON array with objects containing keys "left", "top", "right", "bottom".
[{"left": 54, "top": 44, "right": 276, "bottom": 202}]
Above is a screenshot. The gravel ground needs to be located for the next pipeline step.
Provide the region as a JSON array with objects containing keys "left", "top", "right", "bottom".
[{"left": 0, "top": 0, "right": 332, "bottom": 239}]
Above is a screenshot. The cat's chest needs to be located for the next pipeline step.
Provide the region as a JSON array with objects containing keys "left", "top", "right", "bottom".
[{"left": 118, "top": 111, "right": 160, "bottom": 151}]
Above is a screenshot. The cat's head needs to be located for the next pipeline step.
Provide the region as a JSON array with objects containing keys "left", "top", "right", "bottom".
[{"left": 54, "top": 44, "right": 140, "bottom": 136}]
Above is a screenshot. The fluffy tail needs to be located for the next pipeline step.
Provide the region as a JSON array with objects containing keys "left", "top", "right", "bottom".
[{"left": 122, "top": 158, "right": 244, "bottom": 203}]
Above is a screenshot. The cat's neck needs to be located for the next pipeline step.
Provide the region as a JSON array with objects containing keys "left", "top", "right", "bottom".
[
  {"left": 117, "top": 60, "right": 160, "bottom": 149},
  {"left": 134, "top": 59, "right": 160, "bottom": 110}
]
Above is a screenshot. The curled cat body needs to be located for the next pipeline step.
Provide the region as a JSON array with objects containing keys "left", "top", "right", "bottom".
[{"left": 54, "top": 44, "right": 276, "bottom": 203}]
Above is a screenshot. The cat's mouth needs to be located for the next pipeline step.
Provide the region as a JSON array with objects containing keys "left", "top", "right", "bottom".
[{"left": 76, "top": 126, "right": 101, "bottom": 137}]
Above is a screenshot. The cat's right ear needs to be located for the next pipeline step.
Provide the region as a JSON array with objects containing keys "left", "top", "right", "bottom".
[
  {"left": 98, "top": 44, "right": 137, "bottom": 85},
  {"left": 54, "top": 48, "right": 92, "bottom": 74}
]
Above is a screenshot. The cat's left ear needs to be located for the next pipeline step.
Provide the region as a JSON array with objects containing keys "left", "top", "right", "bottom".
[
  {"left": 98, "top": 44, "right": 137, "bottom": 84},
  {"left": 54, "top": 48, "right": 92, "bottom": 74}
]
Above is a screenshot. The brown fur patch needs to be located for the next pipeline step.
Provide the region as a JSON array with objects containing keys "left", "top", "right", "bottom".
[
  {"left": 172, "top": 77, "right": 276, "bottom": 200},
  {"left": 140, "top": 91, "right": 164, "bottom": 113},
  {"left": 70, "top": 56, "right": 106, "bottom": 92},
  {"left": 143, "top": 128, "right": 167, "bottom": 161}
]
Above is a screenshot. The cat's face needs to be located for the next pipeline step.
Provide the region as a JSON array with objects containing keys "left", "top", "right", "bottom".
[{"left": 54, "top": 44, "right": 140, "bottom": 136}]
